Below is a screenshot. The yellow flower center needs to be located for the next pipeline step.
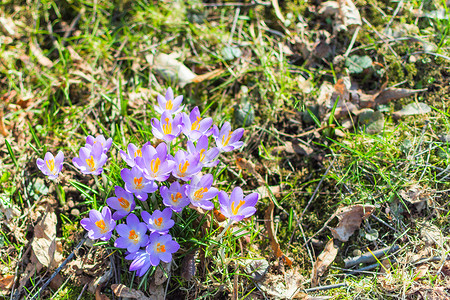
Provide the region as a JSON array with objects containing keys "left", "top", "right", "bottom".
[
  {"left": 46, "top": 159, "right": 55, "bottom": 173},
  {"left": 154, "top": 217, "right": 163, "bottom": 227},
  {"left": 194, "top": 187, "right": 208, "bottom": 201},
  {"left": 134, "top": 177, "right": 143, "bottom": 189},
  {"left": 156, "top": 242, "right": 166, "bottom": 253},
  {"left": 191, "top": 116, "right": 202, "bottom": 131},
  {"left": 95, "top": 220, "right": 107, "bottom": 234},
  {"left": 171, "top": 192, "right": 182, "bottom": 203},
  {"left": 199, "top": 149, "right": 206, "bottom": 162},
  {"left": 150, "top": 157, "right": 161, "bottom": 174},
  {"left": 231, "top": 200, "right": 246, "bottom": 215},
  {"left": 222, "top": 131, "right": 233, "bottom": 147},
  {"left": 134, "top": 149, "right": 142, "bottom": 157},
  {"left": 165, "top": 100, "right": 173, "bottom": 110},
  {"left": 162, "top": 118, "right": 172, "bottom": 135},
  {"left": 128, "top": 230, "right": 139, "bottom": 243},
  {"left": 178, "top": 161, "right": 190, "bottom": 175},
  {"left": 86, "top": 155, "right": 96, "bottom": 171},
  {"left": 118, "top": 197, "right": 130, "bottom": 211}
]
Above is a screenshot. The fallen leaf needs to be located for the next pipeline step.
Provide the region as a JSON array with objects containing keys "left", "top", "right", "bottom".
[
  {"left": 398, "top": 184, "right": 433, "bottom": 213},
  {"left": 329, "top": 205, "right": 375, "bottom": 242},
  {"left": 213, "top": 209, "right": 227, "bottom": 222},
  {"left": 257, "top": 267, "right": 305, "bottom": 299},
  {"left": 272, "top": 141, "right": 314, "bottom": 156},
  {"left": 420, "top": 222, "right": 444, "bottom": 247},
  {"left": 414, "top": 264, "right": 429, "bottom": 281},
  {"left": 181, "top": 250, "right": 198, "bottom": 281},
  {"left": 31, "top": 212, "right": 63, "bottom": 269},
  {"left": 393, "top": 102, "right": 431, "bottom": 119},
  {"left": 311, "top": 239, "right": 339, "bottom": 287},
  {"left": 0, "top": 274, "right": 14, "bottom": 290},
  {"left": 154, "top": 262, "right": 171, "bottom": 286},
  {"left": 254, "top": 185, "right": 282, "bottom": 199},
  {"left": 236, "top": 157, "right": 264, "bottom": 185},
  {"left": 264, "top": 200, "right": 293, "bottom": 266},
  {"left": 95, "top": 284, "right": 110, "bottom": 300},
  {"left": 241, "top": 258, "right": 270, "bottom": 281},
  {"left": 0, "top": 109, "right": 8, "bottom": 136},
  {"left": 147, "top": 53, "right": 197, "bottom": 88},
  {"left": 374, "top": 88, "right": 427, "bottom": 106}
]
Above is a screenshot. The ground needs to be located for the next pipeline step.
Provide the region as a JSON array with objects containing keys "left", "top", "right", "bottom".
[{"left": 0, "top": 0, "right": 449, "bottom": 299}]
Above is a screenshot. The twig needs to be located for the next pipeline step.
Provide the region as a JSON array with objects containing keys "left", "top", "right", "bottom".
[
  {"left": 29, "top": 235, "right": 87, "bottom": 300},
  {"left": 412, "top": 255, "right": 450, "bottom": 265},
  {"left": 76, "top": 283, "right": 89, "bottom": 300},
  {"left": 344, "top": 245, "right": 400, "bottom": 268},
  {"left": 370, "top": 214, "right": 398, "bottom": 233},
  {"left": 304, "top": 282, "right": 346, "bottom": 293},
  {"left": 362, "top": 17, "right": 398, "bottom": 58}
]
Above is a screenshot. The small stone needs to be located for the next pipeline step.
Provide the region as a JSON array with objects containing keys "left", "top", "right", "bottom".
[
  {"left": 353, "top": 249, "right": 362, "bottom": 257},
  {"left": 70, "top": 208, "right": 80, "bottom": 217}
]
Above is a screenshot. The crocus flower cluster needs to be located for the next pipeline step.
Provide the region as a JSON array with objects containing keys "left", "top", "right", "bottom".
[{"left": 37, "top": 87, "right": 259, "bottom": 278}]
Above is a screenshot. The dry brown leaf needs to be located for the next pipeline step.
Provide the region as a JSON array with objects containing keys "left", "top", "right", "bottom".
[
  {"left": 420, "top": 222, "right": 444, "bottom": 247},
  {"left": 414, "top": 264, "right": 429, "bottom": 281},
  {"left": 154, "top": 262, "right": 171, "bottom": 286},
  {"left": 18, "top": 251, "right": 43, "bottom": 292},
  {"left": 30, "top": 42, "right": 53, "bottom": 68},
  {"left": 255, "top": 185, "right": 282, "bottom": 199},
  {"left": 399, "top": 184, "right": 433, "bottom": 213},
  {"left": 236, "top": 157, "right": 264, "bottom": 185},
  {"left": 311, "top": 238, "right": 339, "bottom": 287},
  {"left": 329, "top": 205, "right": 375, "bottom": 242},
  {"left": 112, "top": 284, "right": 152, "bottom": 299},
  {"left": 272, "top": 141, "right": 314, "bottom": 156},
  {"left": 181, "top": 250, "right": 198, "bottom": 281},
  {"left": 31, "top": 212, "right": 63, "bottom": 269},
  {"left": 95, "top": 284, "right": 110, "bottom": 300},
  {"left": 374, "top": 88, "right": 427, "bottom": 105},
  {"left": 257, "top": 267, "right": 305, "bottom": 299},
  {"left": 0, "top": 109, "right": 8, "bottom": 136},
  {"left": 0, "top": 274, "right": 14, "bottom": 291},
  {"left": 264, "top": 200, "right": 293, "bottom": 266}
]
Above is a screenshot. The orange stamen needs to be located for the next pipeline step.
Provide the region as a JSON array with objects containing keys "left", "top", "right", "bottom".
[
  {"left": 191, "top": 116, "right": 202, "bottom": 131},
  {"left": 156, "top": 242, "right": 166, "bottom": 253},
  {"left": 118, "top": 197, "right": 130, "bottom": 211},
  {"left": 231, "top": 200, "right": 246, "bottom": 215},
  {"left": 134, "top": 149, "right": 142, "bottom": 157},
  {"left": 86, "top": 155, "right": 96, "bottom": 171},
  {"left": 165, "top": 100, "right": 173, "bottom": 110},
  {"left": 154, "top": 217, "right": 163, "bottom": 227},
  {"left": 199, "top": 149, "right": 206, "bottom": 162},
  {"left": 162, "top": 118, "right": 172, "bottom": 135},
  {"left": 151, "top": 158, "right": 161, "bottom": 174},
  {"left": 128, "top": 230, "right": 139, "bottom": 243},
  {"left": 171, "top": 192, "right": 182, "bottom": 203},
  {"left": 221, "top": 131, "right": 233, "bottom": 147},
  {"left": 95, "top": 220, "right": 107, "bottom": 234},
  {"left": 134, "top": 177, "right": 143, "bottom": 189},
  {"left": 178, "top": 161, "right": 190, "bottom": 175},
  {"left": 46, "top": 159, "right": 55, "bottom": 173},
  {"left": 194, "top": 187, "right": 208, "bottom": 200}
]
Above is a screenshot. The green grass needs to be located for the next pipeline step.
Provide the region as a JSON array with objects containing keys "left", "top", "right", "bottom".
[{"left": 0, "top": 0, "right": 450, "bottom": 299}]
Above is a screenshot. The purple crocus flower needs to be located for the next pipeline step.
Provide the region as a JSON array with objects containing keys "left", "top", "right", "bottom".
[
  {"left": 186, "top": 174, "right": 219, "bottom": 210},
  {"left": 126, "top": 250, "right": 152, "bottom": 277},
  {"left": 106, "top": 186, "right": 136, "bottom": 220},
  {"left": 36, "top": 151, "right": 64, "bottom": 180},
  {"left": 80, "top": 207, "right": 116, "bottom": 241},
  {"left": 141, "top": 208, "right": 175, "bottom": 235},
  {"left": 171, "top": 150, "right": 202, "bottom": 181},
  {"left": 119, "top": 142, "right": 150, "bottom": 168},
  {"left": 154, "top": 87, "right": 184, "bottom": 115},
  {"left": 160, "top": 182, "right": 190, "bottom": 213},
  {"left": 121, "top": 166, "right": 158, "bottom": 201},
  {"left": 187, "top": 135, "right": 220, "bottom": 168},
  {"left": 151, "top": 111, "right": 183, "bottom": 142},
  {"left": 218, "top": 187, "right": 258, "bottom": 222},
  {"left": 146, "top": 233, "right": 180, "bottom": 266},
  {"left": 114, "top": 213, "right": 149, "bottom": 253},
  {"left": 212, "top": 122, "right": 244, "bottom": 152},
  {"left": 181, "top": 107, "right": 213, "bottom": 140},
  {"left": 85, "top": 135, "right": 113, "bottom": 153},
  {"left": 72, "top": 142, "right": 108, "bottom": 175},
  {"left": 136, "top": 143, "right": 175, "bottom": 182}
]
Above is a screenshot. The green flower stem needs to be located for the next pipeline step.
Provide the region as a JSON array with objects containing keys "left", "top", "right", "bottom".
[
  {"left": 93, "top": 175, "right": 105, "bottom": 198},
  {"left": 214, "top": 219, "right": 234, "bottom": 243}
]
